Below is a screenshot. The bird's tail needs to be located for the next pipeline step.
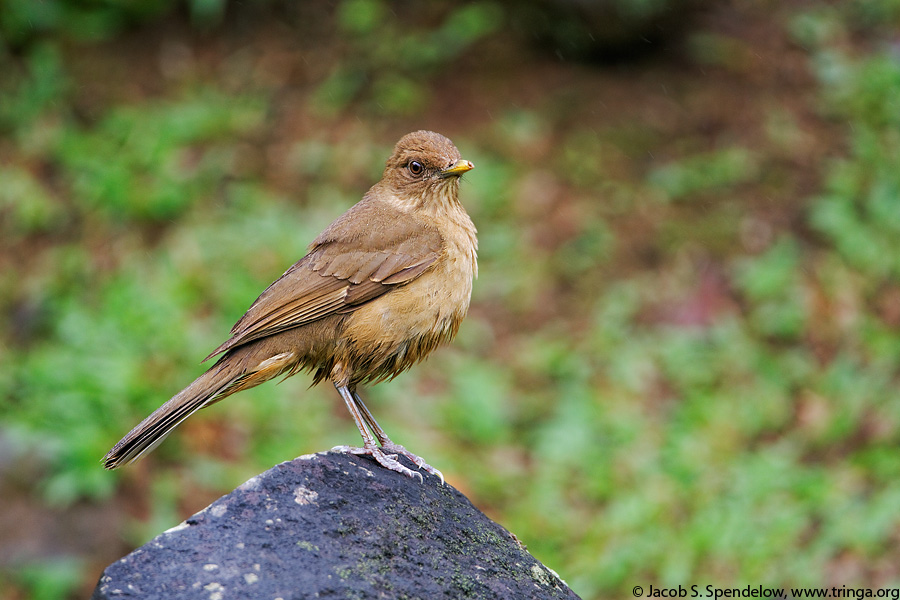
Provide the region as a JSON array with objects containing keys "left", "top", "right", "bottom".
[{"left": 102, "top": 349, "right": 298, "bottom": 469}]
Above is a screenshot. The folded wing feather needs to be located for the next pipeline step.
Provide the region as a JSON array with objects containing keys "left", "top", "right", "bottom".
[{"left": 204, "top": 198, "right": 443, "bottom": 360}]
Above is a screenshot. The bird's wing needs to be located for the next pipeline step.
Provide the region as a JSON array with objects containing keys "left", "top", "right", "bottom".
[{"left": 204, "top": 198, "right": 442, "bottom": 360}]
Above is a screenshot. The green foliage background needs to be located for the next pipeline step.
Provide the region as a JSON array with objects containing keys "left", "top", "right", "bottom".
[{"left": 2, "top": 1, "right": 900, "bottom": 598}]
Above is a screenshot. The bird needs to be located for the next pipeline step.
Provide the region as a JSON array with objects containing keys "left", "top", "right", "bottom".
[{"left": 103, "top": 130, "right": 477, "bottom": 482}]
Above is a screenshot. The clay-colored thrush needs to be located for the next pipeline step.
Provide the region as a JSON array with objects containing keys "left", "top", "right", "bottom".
[{"left": 103, "top": 130, "right": 476, "bottom": 481}]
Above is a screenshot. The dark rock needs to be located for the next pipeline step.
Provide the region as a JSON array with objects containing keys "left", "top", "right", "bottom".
[{"left": 92, "top": 451, "right": 579, "bottom": 599}]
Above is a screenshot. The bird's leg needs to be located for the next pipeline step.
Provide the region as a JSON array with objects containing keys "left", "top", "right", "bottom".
[
  {"left": 331, "top": 383, "right": 424, "bottom": 482},
  {"left": 351, "top": 389, "right": 444, "bottom": 484}
]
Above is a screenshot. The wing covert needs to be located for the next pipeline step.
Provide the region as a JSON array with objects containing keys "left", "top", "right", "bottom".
[{"left": 204, "top": 197, "right": 442, "bottom": 360}]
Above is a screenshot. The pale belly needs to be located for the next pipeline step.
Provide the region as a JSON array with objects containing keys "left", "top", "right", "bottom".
[
  {"left": 339, "top": 202, "right": 477, "bottom": 381},
  {"left": 344, "top": 253, "right": 473, "bottom": 353}
]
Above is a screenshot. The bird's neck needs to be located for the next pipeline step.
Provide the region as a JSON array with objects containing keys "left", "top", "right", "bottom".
[
  {"left": 377, "top": 181, "right": 464, "bottom": 219},
  {"left": 374, "top": 182, "right": 478, "bottom": 277}
]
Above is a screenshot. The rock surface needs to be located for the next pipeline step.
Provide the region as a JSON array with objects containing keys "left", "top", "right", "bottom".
[{"left": 92, "top": 451, "right": 580, "bottom": 599}]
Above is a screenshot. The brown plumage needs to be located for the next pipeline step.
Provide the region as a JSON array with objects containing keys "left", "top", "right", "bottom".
[{"left": 103, "top": 130, "right": 477, "bottom": 481}]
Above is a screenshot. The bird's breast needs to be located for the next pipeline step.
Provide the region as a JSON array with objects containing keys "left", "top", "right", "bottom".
[
  {"left": 341, "top": 208, "right": 477, "bottom": 382},
  {"left": 344, "top": 245, "right": 474, "bottom": 350}
]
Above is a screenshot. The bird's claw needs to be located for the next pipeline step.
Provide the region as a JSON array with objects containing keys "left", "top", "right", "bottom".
[
  {"left": 379, "top": 442, "right": 444, "bottom": 485},
  {"left": 332, "top": 444, "right": 423, "bottom": 482},
  {"left": 332, "top": 443, "right": 441, "bottom": 484}
]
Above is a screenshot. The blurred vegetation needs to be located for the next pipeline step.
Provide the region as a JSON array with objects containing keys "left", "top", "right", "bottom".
[
  {"left": 0, "top": 0, "right": 227, "bottom": 45},
  {"left": 507, "top": 0, "right": 710, "bottom": 60},
  {"left": 2, "top": 0, "right": 900, "bottom": 599},
  {"left": 316, "top": 0, "right": 502, "bottom": 115}
]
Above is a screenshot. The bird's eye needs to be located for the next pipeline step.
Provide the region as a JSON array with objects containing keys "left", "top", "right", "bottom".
[{"left": 408, "top": 161, "right": 424, "bottom": 176}]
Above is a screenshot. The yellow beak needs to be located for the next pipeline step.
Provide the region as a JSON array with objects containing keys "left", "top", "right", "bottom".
[{"left": 440, "top": 159, "right": 474, "bottom": 177}]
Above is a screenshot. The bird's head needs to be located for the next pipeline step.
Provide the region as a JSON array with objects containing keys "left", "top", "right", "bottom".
[{"left": 381, "top": 130, "right": 474, "bottom": 211}]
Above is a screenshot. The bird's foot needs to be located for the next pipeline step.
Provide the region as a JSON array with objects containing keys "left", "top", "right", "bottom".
[
  {"left": 378, "top": 441, "right": 444, "bottom": 485},
  {"left": 331, "top": 442, "right": 442, "bottom": 484},
  {"left": 332, "top": 443, "right": 423, "bottom": 482}
]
